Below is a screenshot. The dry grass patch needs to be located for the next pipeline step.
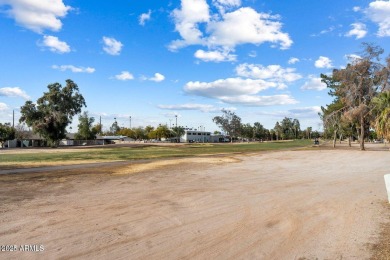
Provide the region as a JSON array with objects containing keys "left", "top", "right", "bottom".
[{"left": 112, "top": 157, "right": 240, "bottom": 175}]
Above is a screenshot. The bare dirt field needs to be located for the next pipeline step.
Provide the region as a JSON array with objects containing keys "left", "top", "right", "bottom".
[{"left": 1, "top": 143, "right": 390, "bottom": 259}]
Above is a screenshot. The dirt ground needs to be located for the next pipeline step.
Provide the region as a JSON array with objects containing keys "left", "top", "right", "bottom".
[{"left": 0, "top": 143, "right": 390, "bottom": 259}]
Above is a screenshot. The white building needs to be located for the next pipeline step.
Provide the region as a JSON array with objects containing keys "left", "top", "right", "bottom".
[{"left": 182, "top": 129, "right": 211, "bottom": 143}]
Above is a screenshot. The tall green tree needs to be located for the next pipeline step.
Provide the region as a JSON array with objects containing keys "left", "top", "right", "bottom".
[
  {"left": 0, "top": 123, "right": 15, "bottom": 148},
  {"left": 133, "top": 127, "right": 147, "bottom": 140},
  {"left": 240, "top": 123, "right": 254, "bottom": 141},
  {"left": 109, "top": 120, "right": 120, "bottom": 135},
  {"left": 19, "top": 80, "right": 86, "bottom": 147},
  {"left": 171, "top": 126, "right": 185, "bottom": 142},
  {"left": 253, "top": 122, "right": 267, "bottom": 140},
  {"left": 213, "top": 109, "right": 242, "bottom": 142},
  {"left": 292, "top": 119, "right": 301, "bottom": 139},
  {"left": 75, "top": 111, "right": 97, "bottom": 140},
  {"left": 274, "top": 122, "right": 282, "bottom": 140}
]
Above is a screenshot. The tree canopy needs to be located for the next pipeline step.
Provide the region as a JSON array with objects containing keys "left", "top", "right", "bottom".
[
  {"left": 320, "top": 43, "right": 390, "bottom": 150},
  {"left": 213, "top": 109, "right": 242, "bottom": 142},
  {"left": 19, "top": 79, "right": 86, "bottom": 147}
]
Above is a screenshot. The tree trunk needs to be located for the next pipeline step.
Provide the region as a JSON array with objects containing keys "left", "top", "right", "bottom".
[
  {"left": 339, "top": 134, "right": 343, "bottom": 144},
  {"left": 360, "top": 116, "right": 365, "bottom": 150},
  {"left": 348, "top": 136, "right": 351, "bottom": 147},
  {"left": 333, "top": 129, "right": 337, "bottom": 148}
]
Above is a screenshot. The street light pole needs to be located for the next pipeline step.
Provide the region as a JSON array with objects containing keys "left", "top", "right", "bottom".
[
  {"left": 175, "top": 115, "right": 178, "bottom": 143},
  {"left": 129, "top": 116, "right": 131, "bottom": 129}
]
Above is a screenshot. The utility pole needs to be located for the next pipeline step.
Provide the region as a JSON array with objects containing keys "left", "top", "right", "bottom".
[
  {"left": 129, "top": 116, "right": 131, "bottom": 129},
  {"left": 12, "top": 110, "right": 14, "bottom": 128},
  {"left": 99, "top": 116, "right": 102, "bottom": 135}
]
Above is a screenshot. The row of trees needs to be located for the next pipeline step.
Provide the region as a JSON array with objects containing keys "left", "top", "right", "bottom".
[
  {"left": 213, "top": 109, "right": 319, "bottom": 142},
  {"left": 74, "top": 111, "right": 187, "bottom": 141},
  {"left": 4, "top": 79, "right": 321, "bottom": 148},
  {"left": 320, "top": 43, "right": 390, "bottom": 150}
]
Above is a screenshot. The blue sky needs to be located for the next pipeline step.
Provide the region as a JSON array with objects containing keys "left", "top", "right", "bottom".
[{"left": 1, "top": 0, "right": 390, "bottom": 133}]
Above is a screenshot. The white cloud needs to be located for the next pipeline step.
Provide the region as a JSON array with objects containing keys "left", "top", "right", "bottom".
[
  {"left": 102, "top": 36, "right": 123, "bottom": 55},
  {"left": 345, "top": 23, "right": 367, "bottom": 39},
  {"left": 256, "top": 106, "right": 322, "bottom": 120},
  {"left": 183, "top": 77, "right": 297, "bottom": 106},
  {"left": 219, "top": 94, "right": 298, "bottom": 106},
  {"left": 52, "top": 65, "right": 95, "bottom": 73},
  {"left": 288, "top": 57, "right": 300, "bottom": 64},
  {"left": 184, "top": 77, "right": 275, "bottom": 97},
  {"left": 141, "top": 73, "right": 166, "bottom": 82},
  {"left": 0, "top": 87, "right": 30, "bottom": 99},
  {"left": 150, "top": 73, "right": 165, "bottom": 82},
  {"left": 353, "top": 6, "right": 361, "bottom": 12},
  {"left": 169, "top": 0, "right": 210, "bottom": 50},
  {"left": 169, "top": 2, "right": 292, "bottom": 55},
  {"left": 0, "top": 0, "right": 70, "bottom": 33},
  {"left": 158, "top": 103, "right": 221, "bottom": 112},
  {"left": 366, "top": 0, "right": 390, "bottom": 37},
  {"left": 288, "top": 106, "right": 322, "bottom": 118},
  {"left": 301, "top": 75, "right": 327, "bottom": 91},
  {"left": 114, "top": 71, "right": 134, "bottom": 81},
  {"left": 0, "top": 102, "right": 8, "bottom": 111},
  {"left": 183, "top": 61, "right": 301, "bottom": 106},
  {"left": 207, "top": 7, "right": 292, "bottom": 50},
  {"left": 314, "top": 56, "right": 333, "bottom": 69},
  {"left": 40, "top": 35, "right": 70, "bottom": 53},
  {"left": 194, "top": 49, "right": 236, "bottom": 62},
  {"left": 139, "top": 10, "right": 151, "bottom": 26},
  {"left": 235, "top": 63, "right": 302, "bottom": 89}
]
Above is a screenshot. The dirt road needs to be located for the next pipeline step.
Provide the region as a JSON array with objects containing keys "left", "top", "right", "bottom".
[{"left": 0, "top": 147, "right": 389, "bottom": 259}]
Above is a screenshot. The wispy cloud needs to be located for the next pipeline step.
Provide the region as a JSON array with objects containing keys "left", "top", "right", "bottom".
[
  {"left": 139, "top": 10, "right": 152, "bottom": 26},
  {"left": 52, "top": 65, "right": 95, "bottom": 73},
  {"left": 158, "top": 103, "right": 222, "bottom": 112}
]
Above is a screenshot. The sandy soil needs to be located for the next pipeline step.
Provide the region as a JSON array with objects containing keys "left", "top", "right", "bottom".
[{"left": 0, "top": 145, "right": 389, "bottom": 259}]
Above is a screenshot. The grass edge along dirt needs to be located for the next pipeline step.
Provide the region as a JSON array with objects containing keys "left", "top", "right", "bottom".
[{"left": 0, "top": 140, "right": 312, "bottom": 167}]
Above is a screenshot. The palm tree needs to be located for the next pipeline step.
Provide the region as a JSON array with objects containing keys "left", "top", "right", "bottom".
[{"left": 372, "top": 91, "right": 390, "bottom": 142}]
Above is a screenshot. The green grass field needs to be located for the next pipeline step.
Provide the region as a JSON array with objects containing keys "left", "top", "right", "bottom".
[{"left": 0, "top": 140, "right": 312, "bottom": 166}]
